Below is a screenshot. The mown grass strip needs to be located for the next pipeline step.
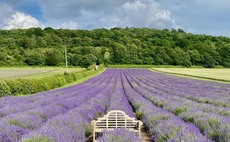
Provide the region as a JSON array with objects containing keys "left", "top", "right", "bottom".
[
  {"left": 151, "top": 68, "right": 230, "bottom": 83},
  {"left": 0, "top": 67, "right": 84, "bottom": 79}
]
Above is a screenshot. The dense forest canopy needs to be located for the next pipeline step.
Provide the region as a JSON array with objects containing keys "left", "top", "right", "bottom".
[{"left": 0, "top": 27, "right": 229, "bottom": 68}]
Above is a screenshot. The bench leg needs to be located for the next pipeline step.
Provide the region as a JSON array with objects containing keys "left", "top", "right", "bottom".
[{"left": 93, "top": 132, "right": 95, "bottom": 142}]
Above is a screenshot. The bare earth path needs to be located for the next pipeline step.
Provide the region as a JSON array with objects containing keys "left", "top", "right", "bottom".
[{"left": 141, "top": 125, "right": 152, "bottom": 142}]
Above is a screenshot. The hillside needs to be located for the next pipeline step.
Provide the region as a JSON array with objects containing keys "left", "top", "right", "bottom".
[{"left": 0, "top": 27, "right": 229, "bottom": 68}]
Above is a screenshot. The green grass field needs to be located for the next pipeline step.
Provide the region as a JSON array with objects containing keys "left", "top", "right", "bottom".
[
  {"left": 0, "top": 67, "right": 84, "bottom": 79},
  {"left": 153, "top": 68, "right": 230, "bottom": 82}
]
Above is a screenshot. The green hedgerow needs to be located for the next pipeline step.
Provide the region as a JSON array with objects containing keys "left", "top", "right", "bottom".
[{"left": 0, "top": 80, "right": 11, "bottom": 97}]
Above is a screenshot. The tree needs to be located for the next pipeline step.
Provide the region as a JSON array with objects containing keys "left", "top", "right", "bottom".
[
  {"left": 25, "top": 51, "right": 45, "bottom": 66},
  {"left": 79, "top": 54, "right": 96, "bottom": 68},
  {"left": 110, "top": 42, "right": 128, "bottom": 64},
  {"left": 169, "top": 47, "right": 191, "bottom": 67},
  {"left": 104, "top": 51, "right": 111, "bottom": 65},
  {"left": 0, "top": 27, "right": 229, "bottom": 67},
  {"left": 0, "top": 52, "right": 7, "bottom": 62},
  {"left": 188, "top": 49, "right": 202, "bottom": 65},
  {"left": 155, "top": 47, "right": 172, "bottom": 65},
  {"left": 203, "top": 53, "right": 215, "bottom": 68},
  {"left": 45, "top": 49, "right": 64, "bottom": 66},
  {"left": 177, "top": 28, "right": 185, "bottom": 33},
  {"left": 69, "top": 54, "right": 82, "bottom": 66},
  {"left": 218, "top": 46, "right": 230, "bottom": 67}
]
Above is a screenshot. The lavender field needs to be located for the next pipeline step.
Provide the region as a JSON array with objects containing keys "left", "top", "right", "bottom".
[{"left": 0, "top": 69, "right": 229, "bottom": 142}]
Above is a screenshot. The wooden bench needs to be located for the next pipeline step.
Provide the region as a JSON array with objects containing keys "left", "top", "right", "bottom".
[{"left": 91, "top": 110, "right": 143, "bottom": 142}]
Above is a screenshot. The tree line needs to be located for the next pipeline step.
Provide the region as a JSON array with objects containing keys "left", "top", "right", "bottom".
[{"left": 0, "top": 27, "right": 229, "bottom": 68}]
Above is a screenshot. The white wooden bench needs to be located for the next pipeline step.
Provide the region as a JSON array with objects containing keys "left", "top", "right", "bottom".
[{"left": 91, "top": 110, "right": 143, "bottom": 142}]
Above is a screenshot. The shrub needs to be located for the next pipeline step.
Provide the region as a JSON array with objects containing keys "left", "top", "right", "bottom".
[
  {"left": 64, "top": 74, "right": 74, "bottom": 83},
  {"left": 19, "top": 79, "right": 34, "bottom": 95},
  {"left": 97, "top": 128, "right": 142, "bottom": 142},
  {"left": 0, "top": 65, "right": 105, "bottom": 96},
  {"left": 5, "top": 79, "right": 23, "bottom": 95},
  {"left": 22, "top": 136, "right": 53, "bottom": 142},
  {"left": 0, "top": 80, "right": 11, "bottom": 97}
]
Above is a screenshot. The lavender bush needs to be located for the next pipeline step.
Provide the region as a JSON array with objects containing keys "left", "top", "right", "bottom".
[
  {"left": 97, "top": 128, "right": 142, "bottom": 142},
  {"left": 121, "top": 72, "right": 211, "bottom": 142},
  {"left": 0, "top": 69, "right": 228, "bottom": 142}
]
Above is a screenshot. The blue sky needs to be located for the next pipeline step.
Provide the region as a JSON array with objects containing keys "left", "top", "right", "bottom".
[{"left": 0, "top": 0, "right": 229, "bottom": 37}]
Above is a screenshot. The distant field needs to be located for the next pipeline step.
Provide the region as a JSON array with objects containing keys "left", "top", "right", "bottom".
[
  {"left": 0, "top": 67, "right": 84, "bottom": 79},
  {"left": 153, "top": 68, "right": 230, "bottom": 82}
]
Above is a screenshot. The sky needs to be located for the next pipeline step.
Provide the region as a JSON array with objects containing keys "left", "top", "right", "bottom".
[{"left": 0, "top": 0, "right": 230, "bottom": 37}]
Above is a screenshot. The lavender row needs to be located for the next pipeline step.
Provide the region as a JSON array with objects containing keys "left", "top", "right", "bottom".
[
  {"left": 0, "top": 70, "right": 115, "bottom": 141},
  {"left": 0, "top": 70, "right": 108, "bottom": 108},
  {"left": 0, "top": 70, "right": 110, "bottom": 119},
  {"left": 0, "top": 82, "right": 106, "bottom": 141},
  {"left": 21, "top": 69, "right": 136, "bottom": 141},
  {"left": 128, "top": 69, "right": 230, "bottom": 107},
  {"left": 125, "top": 69, "right": 230, "bottom": 141},
  {"left": 106, "top": 69, "right": 134, "bottom": 117},
  {"left": 121, "top": 72, "right": 210, "bottom": 142},
  {"left": 97, "top": 128, "right": 142, "bottom": 142},
  {"left": 131, "top": 72, "right": 230, "bottom": 117},
  {"left": 134, "top": 72, "right": 230, "bottom": 108},
  {"left": 127, "top": 69, "right": 230, "bottom": 100},
  {"left": 20, "top": 71, "right": 117, "bottom": 142}
]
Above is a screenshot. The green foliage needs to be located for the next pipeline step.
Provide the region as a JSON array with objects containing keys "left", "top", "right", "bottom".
[
  {"left": 188, "top": 49, "right": 202, "bottom": 65},
  {"left": 19, "top": 79, "right": 34, "bottom": 94},
  {"left": 136, "top": 111, "right": 144, "bottom": 119},
  {"left": 203, "top": 53, "right": 215, "bottom": 68},
  {"left": 5, "top": 79, "right": 24, "bottom": 95},
  {"left": 0, "top": 80, "right": 11, "bottom": 97},
  {"left": 87, "top": 64, "right": 96, "bottom": 70},
  {"left": 174, "top": 107, "right": 187, "bottom": 115},
  {"left": 218, "top": 46, "right": 230, "bottom": 68},
  {"left": 45, "top": 49, "right": 64, "bottom": 66},
  {"left": 0, "top": 52, "right": 7, "bottom": 62},
  {"left": 170, "top": 47, "right": 191, "bottom": 67},
  {"left": 25, "top": 51, "right": 45, "bottom": 65},
  {"left": 22, "top": 137, "right": 53, "bottom": 142},
  {"left": 0, "top": 28, "right": 229, "bottom": 68},
  {"left": 79, "top": 54, "right": 96, "bottom": 68},
  {"left": 1, "top": 66, "right": 104, "bottom": 96},
  {"left": 63, "top": 73, "right": 75, "bottom": 83}
]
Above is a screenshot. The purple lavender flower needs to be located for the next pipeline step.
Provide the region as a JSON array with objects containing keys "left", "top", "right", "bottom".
[{"left": 97, "top": 128, "right": 142, "bottom": 142}]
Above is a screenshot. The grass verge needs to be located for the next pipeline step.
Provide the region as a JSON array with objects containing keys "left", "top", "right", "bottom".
[
  {"left": 0, "top": 66, "right": 106, "bottom": 97},
  {"left": 151, "top": 68, "right": 230, "bottom": 83}
]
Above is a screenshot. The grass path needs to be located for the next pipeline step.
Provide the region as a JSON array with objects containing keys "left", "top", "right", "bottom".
[
  {"left": 0, "top": 67, "right": 83, "bottom": 79},
  {"left": 151, "top": 68, "right": 230, "bottom": 83}
]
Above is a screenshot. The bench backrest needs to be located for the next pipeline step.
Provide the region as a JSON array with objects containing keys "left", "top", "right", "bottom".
[{"left": 91, "top": 110, "right": 143, "bottom": 142}]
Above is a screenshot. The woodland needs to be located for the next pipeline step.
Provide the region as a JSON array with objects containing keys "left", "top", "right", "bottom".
[{"left": 0, "top": 27, "right": 229, "bottom": 68}]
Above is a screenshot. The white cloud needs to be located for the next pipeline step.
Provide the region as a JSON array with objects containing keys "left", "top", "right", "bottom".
[
  {"left": 156, "top": 10, "right": 171, "bottom": 21},
  {"left": 4, "top": 12, "right": 41, "bottom": 29},
  {"left": 100, "top": 0, "right": 179, "bottom": 29},
  {"left": 0, "top": 0, "right": 179, "bottom": 30},
  {"left": 38, "top": 0, "right": 179, "bottom": 30}
]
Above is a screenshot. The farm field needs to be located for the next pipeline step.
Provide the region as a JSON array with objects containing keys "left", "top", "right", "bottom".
[
  {"left": 153, "top": 68, "right": 230, "bottom": 82},
  {"left": 0, "top": 67, "right": 83, "bottom": 79},
  {"left": 0, "top": 69, "right": 229, "bottom": 141}
]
